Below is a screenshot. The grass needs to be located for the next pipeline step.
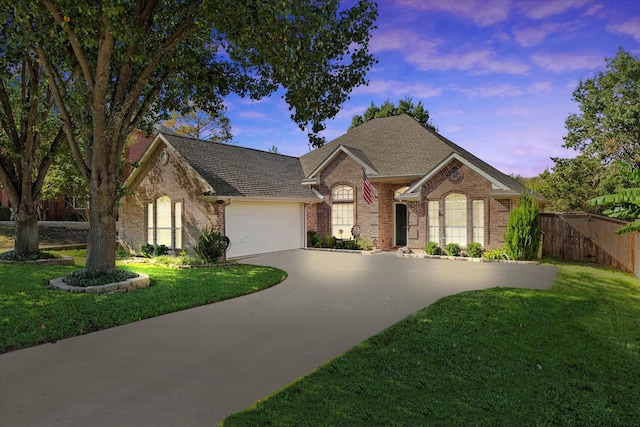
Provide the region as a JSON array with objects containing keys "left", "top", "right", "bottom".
[
  {"left": 0, "top": 251, "right": 286, "bottom": 353},
  {"left": 223, "top": 261, "right": 640, "bottom": 426}
]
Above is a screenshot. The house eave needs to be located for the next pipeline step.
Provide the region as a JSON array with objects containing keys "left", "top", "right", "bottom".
[{"left": 200, "top": 195, "right": 322, "bottom": 204}]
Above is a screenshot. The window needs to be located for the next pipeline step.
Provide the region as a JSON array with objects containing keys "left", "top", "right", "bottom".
[
  {"left": 147, "top": 196, "right": 183, "bottom": 248},
  {"left": 428, "top": 200, "right": 439, "bottom": 244},
  {"left": 445, "top": 193, "right": 467, "bottom": 246},
  {"left": 472, "top": 200, "right": 484, "bottom": 246},
  {"left": 332, "top": 185, "right": 354, "bottom": 238}
]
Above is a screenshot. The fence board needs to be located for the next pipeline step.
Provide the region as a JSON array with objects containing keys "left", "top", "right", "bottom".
[{"left": 540, "top": 213, "right": 637, "bottom": 275}]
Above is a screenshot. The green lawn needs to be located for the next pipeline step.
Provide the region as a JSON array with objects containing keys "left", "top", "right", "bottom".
[
  {"left": 223, "top": 261, "right": 640, "bottom": 426},
  {"left": 0, "top": 254, "right": 286, "bottom": 353}
]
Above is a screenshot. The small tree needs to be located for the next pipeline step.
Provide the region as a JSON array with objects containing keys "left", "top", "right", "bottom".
[
  {"left": 504, "top": 192, "right": 542, "bottom": 261},
  {"left": 588, "top": 162, "right": 640, "bottom": 234}
]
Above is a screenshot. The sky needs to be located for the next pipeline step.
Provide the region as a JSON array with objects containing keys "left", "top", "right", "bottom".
[{"left": 221, "top": 0, "right": 640, "bottom": 177}]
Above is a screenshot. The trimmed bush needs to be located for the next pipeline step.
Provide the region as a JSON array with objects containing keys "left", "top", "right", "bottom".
[
  {"left": 445, "top": 243, "right": 461, "bottom": 257},
  {"left": 482, "top": 247, "right": 508, "bottom": 260},
  {"left": 425, "top": 241, "right": 441, "bottom": 255},
  {"left": 466, "top": 242, "right": 483, "bottom": 258},
  {"left": 195, "top": 227, "right": 226, "bottom": 262},
  {"left": 504, "top": 192, "right": 542, "bottom": 261}
]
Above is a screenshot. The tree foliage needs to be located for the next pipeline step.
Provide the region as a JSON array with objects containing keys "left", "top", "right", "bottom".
[
  {"left": 534, "top": 155, "right": 630, "bottom": 213},
  {"left": 349, "top": 97, "right": 436, "bottom": 131},
  {"left": 163, "top": 108, "right": 233, "bottom": 143},
  {"left": 564, "top": 48, "right": 640, "bottom": 165},
  {"left": 504, "top": 192, "right": 541, "bottom": 261},
  {"left": 7, "top": 0, "right": 377, "bottom": 273},
  {"left": 588, "top": 162, "right": 640, "bottom": 234}
]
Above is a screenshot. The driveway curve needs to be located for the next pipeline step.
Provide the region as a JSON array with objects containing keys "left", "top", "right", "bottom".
[{"left": 0, "top": 250, "right": 556, "bottom": 427}]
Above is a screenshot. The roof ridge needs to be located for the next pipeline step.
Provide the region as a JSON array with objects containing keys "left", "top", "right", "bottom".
[{"left": 161, "top": 132, "right": 300, "bottom": 159}]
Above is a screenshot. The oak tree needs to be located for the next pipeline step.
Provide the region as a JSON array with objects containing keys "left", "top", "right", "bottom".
[{"left": 9, "top": 0, "right": 377, "bottom": 272}]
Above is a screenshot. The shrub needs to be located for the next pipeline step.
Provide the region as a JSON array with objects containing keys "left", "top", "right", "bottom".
[
  {"left": 482, "top": 247, "right": 508, "bottom": 260},
  {"left": 337, "top": 239, "right": 359, "bottom": 250},
  {"left": 307, "top": 230, "right": 322, "bottom": 248},
  {"left": 445, "top": 243, "right": 461, "bottom": 257},
  {"left": 63, "top": 269, "right": 138, "bottom": 287},
  {"left": 0, "top": 206, "right": 11, "bottom": 221},
  {"left": 195, "top": 227, "right": 226, "bottom": 262},
  {"left": 0, "top": 250, "right": 58, "bottom": 261},
  {"left": 425, "top": 241, "right": 441, "bottom": 255},
  {"left": 504, "top": 192, "right": 542, "bottom": 260},
  {"left": 356, "top": 238, "right": 373, "bottom": 251},
  {"left": 466, "top": 242, "right": 483, "bottom": 258},
  {"left": 141, "top": 243, "right": 169, "bottom": 258},
  {"left": 324, "top": 234, "right": 336, "bottom": 248}
]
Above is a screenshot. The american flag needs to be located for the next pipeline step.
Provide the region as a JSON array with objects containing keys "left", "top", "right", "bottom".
[{"left": 363, "top": 170, "right": 374, "bottom": 204}]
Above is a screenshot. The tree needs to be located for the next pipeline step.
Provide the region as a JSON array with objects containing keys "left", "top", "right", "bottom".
[
  {"left": 0, "top": 46, "right": 66, "bottom": 255},
  {"left": 589, "top": 162, "right": 640, "bottom": 234},
  {"left": 349, "top": 97, "right": 436, "bottom": 131},
  {"left": 534, "top": 154, "right": 631, "bottom": 213},
  {"left": 11, "top": 0, "right": 377, "bottom": 273},
  {"left": 504, "top": 192, "right": 542, "bottom": 261},
  {"left": 564, "top": 48, "right": 640, "bottom": 165},
  {"left": 163, "top": 108, "right": 233, "bottom": 143}
]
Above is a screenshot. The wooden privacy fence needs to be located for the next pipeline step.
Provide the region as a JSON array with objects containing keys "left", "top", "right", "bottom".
[{"left": 540, "top": 213, "right": 640, "bottom": 276}]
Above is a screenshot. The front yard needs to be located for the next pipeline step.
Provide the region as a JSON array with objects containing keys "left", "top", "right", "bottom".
[
  {"left": 0, "top": 252, "right": 286, "bottom": 353},
  {"left": 223, "top": 260, "right": 640, "bottom": 426}
]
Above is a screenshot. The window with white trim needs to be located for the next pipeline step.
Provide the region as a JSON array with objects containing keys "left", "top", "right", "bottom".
[
  {"left": 428, "top": 200, "right": 439, "bottom": 244},
  {"left": 445, "top": 193, "right": 467, "bottom": 246},
  {"left": 147, "top": 196, "right": 183, "bottom": 248},
  {"left": 331, "top": 185, "right": 354, "bottom": 238},
  {"left": 472, "top": 199, "right": 484, "bottom": 246}
]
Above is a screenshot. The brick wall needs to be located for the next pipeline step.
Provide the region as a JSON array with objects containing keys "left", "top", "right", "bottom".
[
  {"left": 118, "top": 141, "right": 224, "bottom": 253},
  {"left": 309, "top": 156, "right": 516, "bottom": 252}
]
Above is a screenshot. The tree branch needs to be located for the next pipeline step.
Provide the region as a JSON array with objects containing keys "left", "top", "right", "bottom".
[{"left": 40, "top": 0, "right": 95, "bottom": 91}]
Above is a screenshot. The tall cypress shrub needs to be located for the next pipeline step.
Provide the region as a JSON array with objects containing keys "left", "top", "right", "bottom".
[{"left": 504, "top": 192, "right": 542, "bottom": 260}]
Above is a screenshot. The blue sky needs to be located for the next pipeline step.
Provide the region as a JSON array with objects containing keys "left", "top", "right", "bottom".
[{"left": 222, "top": 0, "right": 640, "bottom": 177}]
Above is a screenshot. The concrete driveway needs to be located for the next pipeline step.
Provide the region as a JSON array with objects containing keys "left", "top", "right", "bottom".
[{"left": 0, "top": 250, "right": 557, "bottom": 427}]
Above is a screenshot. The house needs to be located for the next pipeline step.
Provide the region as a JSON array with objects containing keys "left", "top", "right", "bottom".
[
  {"left": 118, "top": 133, "right": 319, "bottom": 258},
  {"left": 118, "top": 114, "right": 542, "bottom": 258}
]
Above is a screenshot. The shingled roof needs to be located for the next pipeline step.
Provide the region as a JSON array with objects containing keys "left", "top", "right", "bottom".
[
  {"left": 160, "top": 134, "right": 318, "bottom": 200},
  {"left": 299, "top": 114, "right": 528, "bottom": 196}
]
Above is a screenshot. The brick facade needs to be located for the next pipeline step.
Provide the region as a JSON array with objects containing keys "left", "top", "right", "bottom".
[
  {"left": 306, "top": 156, "right": 524, "bottom": 251},
  {"left": 117, "top": 141, "right": 224, "bottom": 253}
]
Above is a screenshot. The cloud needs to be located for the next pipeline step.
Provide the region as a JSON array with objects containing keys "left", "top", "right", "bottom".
[
  {"left": 607, "top": 17, "right": 640, "bottom": 41},
  {"left": 237, "top": 111, "right": 268, "bottom": 120},
  {"left": 527, "top": 81, "right": 553, "bottom": 94},
  {"left": 394, "top": 0, "right": 512, "bottom": 27},
  {"left": 517, "top": 0, "right": 588, "bottom": 19},
  {"left": 353, "top": 79, "right": 443, "bottom": 98},
  {"left": 583, "top": 4, "right": 604, "bottom": 16},
  {"left": 513, "top": 23, "right": 564, "bottom": 47},
  {"left": 531, "top": 53, "right": 604, "bottom": 72},
  {"left": 408, "top": 48, "right": 529, "bottom": 74},
  {"left": 369, "top": 29, "right": 432, "bottom": 53},
  {"left": 451, "top": 84, "right": 524, "bottom": 98}
]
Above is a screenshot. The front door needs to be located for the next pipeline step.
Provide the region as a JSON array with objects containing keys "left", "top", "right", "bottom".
[{"left": 395, "top": 203, "right": 407, "bottom": 246}]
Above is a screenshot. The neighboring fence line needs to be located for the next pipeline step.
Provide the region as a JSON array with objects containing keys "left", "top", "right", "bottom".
[{"left": 540, "top": 213, "right": 639, "bottom": 278}]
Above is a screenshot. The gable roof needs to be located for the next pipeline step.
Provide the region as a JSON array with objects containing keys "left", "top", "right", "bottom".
[
  {"left": 299, "top": 114, "right": 530, "bottom": 197},
  {"left": 127, "top": 133, "right": 319, "bottom": 202}
]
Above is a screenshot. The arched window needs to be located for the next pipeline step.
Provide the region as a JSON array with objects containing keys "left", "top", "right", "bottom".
[
  {"left": 445, "top": 193, "right": 467, "bottom": 246},
  {"left": 147, "top": 196, "right": 182, "bottom": 248},
  {"left": 331, "top": 185, "right": 354, "bottom": 238}
]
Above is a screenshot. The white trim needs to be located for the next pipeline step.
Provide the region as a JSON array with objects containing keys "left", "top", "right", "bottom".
[{"left": 305, "top": 145, "right": 378, "bottom": 180}]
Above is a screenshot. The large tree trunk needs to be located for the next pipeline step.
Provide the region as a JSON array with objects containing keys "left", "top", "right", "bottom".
[
  {"left": 85, "top": 172, "right": 118, "bottom": 273},
  {"left": 13, "top": 206, "right": 39, "bottom": 255}
]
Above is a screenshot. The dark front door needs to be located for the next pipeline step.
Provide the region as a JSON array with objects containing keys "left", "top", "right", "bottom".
[{"left": 395, "top": 204, "right": 407, "bottom": 246}]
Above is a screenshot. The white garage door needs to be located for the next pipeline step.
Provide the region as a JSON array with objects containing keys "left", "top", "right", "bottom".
[{"left": 225, "top": 201, "right": 304, "bottom": 258}]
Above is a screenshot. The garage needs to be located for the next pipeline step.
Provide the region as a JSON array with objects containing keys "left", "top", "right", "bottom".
[{"left": 225, "top": 201, "right": 305, "bottom": 258}]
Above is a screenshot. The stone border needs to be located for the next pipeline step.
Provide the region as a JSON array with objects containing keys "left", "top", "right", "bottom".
[
  {"left": 0, "top": 256, "right": 75, "bottom": 266},
  {"left": 49, "top": 273, "right": 150, "bottom": 294},
  {"left": 304, "top": 247, "right": 382, "bottom": 255},
  {"left": 397, "top": 250, "right": 540, "bottom": 265}
]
